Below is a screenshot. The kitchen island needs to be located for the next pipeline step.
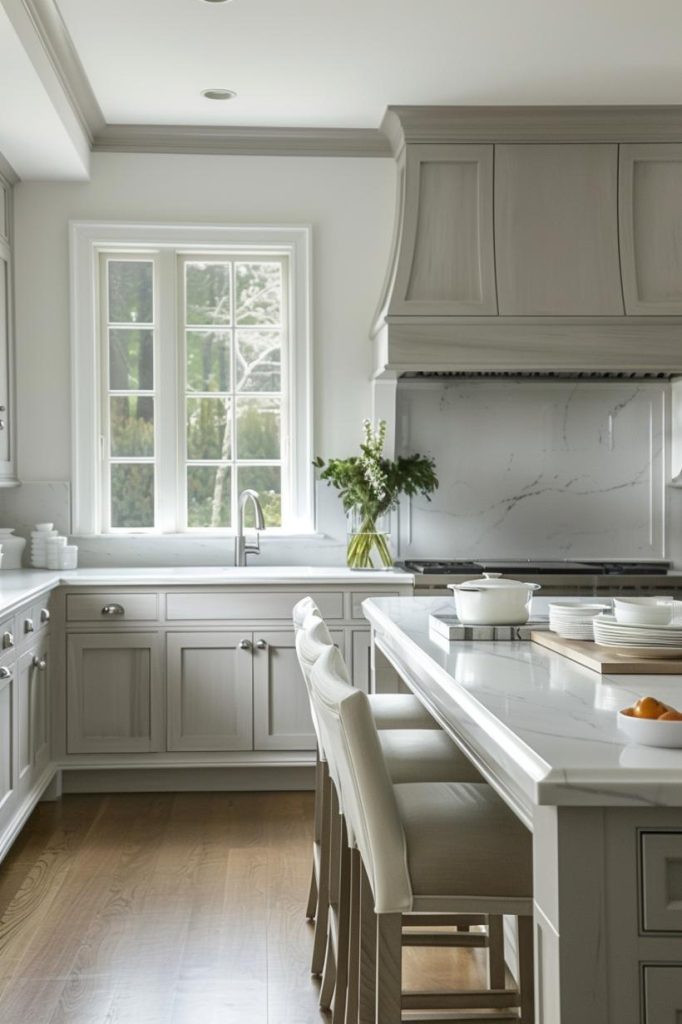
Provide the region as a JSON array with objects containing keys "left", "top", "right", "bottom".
[{"left": 363, "top": 595, "right": 682, "bottom": 1024}]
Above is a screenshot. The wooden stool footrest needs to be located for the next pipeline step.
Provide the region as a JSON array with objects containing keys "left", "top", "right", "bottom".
[{"left": 402, "top": 989, "right": 522, "bottom": 1011}]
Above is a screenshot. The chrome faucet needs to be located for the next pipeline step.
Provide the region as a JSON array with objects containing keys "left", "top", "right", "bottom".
[{"left": 235, "top": 489, "right": 266, "bottom": 566}]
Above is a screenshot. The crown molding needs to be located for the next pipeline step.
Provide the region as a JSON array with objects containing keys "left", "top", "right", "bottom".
[
  {"left": 20, "top": 0, "right": 105, "bottom": 141},
  {"left": 0, "top": 150, "right": 19, "bottom": 187},
  {"left": 93, "top": 123, "right": 391, "bottom": 158},
  {"left": 382, "top": 104, "right": 682, "bottom": 154}
]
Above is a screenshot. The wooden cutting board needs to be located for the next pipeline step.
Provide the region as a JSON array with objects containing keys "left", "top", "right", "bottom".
[{"left": 530, "top": 630, "right": 682, "bottom": 675}]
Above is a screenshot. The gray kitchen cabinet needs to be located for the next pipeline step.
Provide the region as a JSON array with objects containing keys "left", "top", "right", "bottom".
[
  {"left": 252, "top": 628, "right": 343, "bottom": 751},
  {"left": 620, "top": 144, "right": 682, "bottom": 313},
  {"left": 15, "top": 638, "right": 49, "bottom": 793},
  {"left": 66, "top": 632, "right": 163, "bottom": 754},
  {"left": 494, "top": 144, "right": 623, "bottom": 315},
  {"left": 167, "top": 631, "right": 253, "bottom": 752},
  {"left": 388, "top": 144, "right": 497, "bottom": 316},
  {"left": 643, "top": 965, "right": 682, "bottom": 1022},
  {"left": 0, "top": 663, "right": 14, "bottom": 816}
]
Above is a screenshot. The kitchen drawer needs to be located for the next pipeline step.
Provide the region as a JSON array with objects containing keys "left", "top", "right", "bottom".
[
  {"left": 350, "top": 591, "right": 400, "bottom": 620},
  {"left": 643, "top": 965, "right": 682, "bottom": 1021},
  {"left": 66, "top": 593, "right": 159, "bottom": 623},
  {"left": 640, "top": 831, "right": 682, "bottom": 932},
  {"left": 165, "top": 590, "right": 344, "bottom": 622},
  {"left": 19, "top": 598, "right": 52, "bottom": 641}
]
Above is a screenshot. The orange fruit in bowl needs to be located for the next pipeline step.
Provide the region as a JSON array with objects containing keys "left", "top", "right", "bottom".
[
  {"left": 659, "top": 709, "right": 682, "bottom": 721},
  {"left": 620, "top": 707, "right": 636, "bottom": 717},
  {"left": 632, "top": 697, "right": 670, "bottom": 720}
]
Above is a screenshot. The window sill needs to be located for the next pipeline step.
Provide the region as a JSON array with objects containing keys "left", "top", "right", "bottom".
[{"left": 73, "top": 531, "right": 329, "bottom": 542}]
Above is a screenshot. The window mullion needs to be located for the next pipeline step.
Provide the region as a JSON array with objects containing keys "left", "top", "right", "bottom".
[{"left": 156, "top": 249, "right": 179, "bottom": 532}]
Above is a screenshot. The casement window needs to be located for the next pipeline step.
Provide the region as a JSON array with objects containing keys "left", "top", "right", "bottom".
[{"left": 71, "top": 223, "right": 312, "bottom": 535}]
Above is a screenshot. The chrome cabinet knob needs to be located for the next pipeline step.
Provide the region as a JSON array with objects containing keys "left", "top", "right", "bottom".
[
  {"left": 101, "top": 604, "right": 125, "bottom": 616},
  {"left": 0, "top": 666, "right": 11, "bottom": 679},
  {"left": 24, "top": 618, "right": 34, "bottom": 634},
  {"left": 40, "top": 608, "right": 50, "bottom": 623},
  {"left": 32, "top": 656, "right": 47, "bottom": 671},
  {"left": 238, "top": 639, "right": 252, "bottom": 651},
  {"left": 2, "top": 631, "right": 14, "bottom": 649},
  {"left": 256, "top": 639, "right": 267, "bottom": 650}
]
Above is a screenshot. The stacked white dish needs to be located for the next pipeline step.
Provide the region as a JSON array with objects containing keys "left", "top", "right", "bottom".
[
  {"left": 30, "top": 523, "right": 57, "bottom": 568},
  {"left": 593, "top": 613, "right": 682, "bottom": 658},
  {"left": 548, "top": 602, "right": 611, "bottom": 639}
]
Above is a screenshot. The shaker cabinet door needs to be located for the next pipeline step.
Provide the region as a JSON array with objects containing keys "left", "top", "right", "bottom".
[
  {"left": 643, "top": 966, "right": 682, "bottom": 1022},
  {"left": 67, "top": 632, "right": 163, "bottom": 754},
  {"left": 620, "top": 144, "right": 682, "bottom": 313},
  {"left": 0, "top": 252, "right": 11, "bottom": 467},
  {"left": 166, "top": 632, "right": 253, "bottom": 752},
  {"left": 15, "top": 639, "right": 50, "bottom": 793},
  {"left": 253, "top": 628, "right": 345, "bottom": 750},
  {"left": 0, "top": 667, "right": 14, "bottom": 815}
]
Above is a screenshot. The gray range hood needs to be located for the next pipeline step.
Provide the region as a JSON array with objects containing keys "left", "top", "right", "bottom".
[{"left": 371, "top": 106, "right": 682, "bottom": 379}]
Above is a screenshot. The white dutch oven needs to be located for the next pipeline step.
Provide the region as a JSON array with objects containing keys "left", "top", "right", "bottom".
[{"left": 447, "top": 573, "right": 541, "bottom": 625}]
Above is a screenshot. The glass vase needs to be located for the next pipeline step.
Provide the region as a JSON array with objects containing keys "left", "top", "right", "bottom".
[{"left": 346, "top": 508, "right": 393, "bottom": 570}]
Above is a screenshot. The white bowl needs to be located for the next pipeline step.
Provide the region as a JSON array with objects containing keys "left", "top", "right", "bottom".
[
  {"left": 618, "top": 709, "right": 682, "bottom": 747},
  {"left": 613, "top": 597, "right": 674, "bottom": 626},
  {"left": 34, "top": 522, "right": 54, "bottom": 532}
]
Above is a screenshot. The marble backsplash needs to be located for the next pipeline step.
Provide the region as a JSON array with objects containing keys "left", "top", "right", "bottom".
[{"left": 395, "top": 379, "right": 668, "bottom": 561}]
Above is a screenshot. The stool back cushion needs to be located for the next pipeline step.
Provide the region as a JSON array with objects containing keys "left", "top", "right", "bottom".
[
  {"left": 311, "top": 646, "right": 412, "bottom": 915},
  {"left": 292, "top": 595, "right": 320, "bottom": 633},
  {"left": 295, "top": 612, "right": 341, "bottom": 755}
]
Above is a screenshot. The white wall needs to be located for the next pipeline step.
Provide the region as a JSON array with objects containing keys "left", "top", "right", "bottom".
[{"left": 6, "top": 151, "right": 396, "bottom": 565}]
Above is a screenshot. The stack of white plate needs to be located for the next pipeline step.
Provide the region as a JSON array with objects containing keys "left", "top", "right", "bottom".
[
  {"left": 548, "top": 602, "right": 611, "bottom": 639},
  {"left": 593, "top": 613, "right": 682, "bottom": 658}
]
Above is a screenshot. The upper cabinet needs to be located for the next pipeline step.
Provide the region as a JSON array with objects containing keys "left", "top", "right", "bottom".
[
  {"left": 387, "top": 144, "right": 497, "bottom": 316},
  {"left": 619, "top": 144, "right": 682, "bottom": 313},
  {"left": 495, "top": 145, "right": 623, "bottom": 316}
]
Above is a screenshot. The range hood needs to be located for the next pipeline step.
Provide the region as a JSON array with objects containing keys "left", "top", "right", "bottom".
[{"left": 371, "top": 106, "right": 682, "bottom": 379}]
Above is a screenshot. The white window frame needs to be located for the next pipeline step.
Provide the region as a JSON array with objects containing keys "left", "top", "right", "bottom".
[{"left": 70, "top": 221, "right": 313, "bottom": 536}]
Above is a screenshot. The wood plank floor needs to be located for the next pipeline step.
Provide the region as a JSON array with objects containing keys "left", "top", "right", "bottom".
[{"left": 0, "top": 793, "right": 488, "bottom": 1024}]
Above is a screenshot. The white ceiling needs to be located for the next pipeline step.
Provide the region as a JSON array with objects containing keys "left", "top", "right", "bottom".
[{"left": 56, "top": 0, "right": 682, "bottom": 128}]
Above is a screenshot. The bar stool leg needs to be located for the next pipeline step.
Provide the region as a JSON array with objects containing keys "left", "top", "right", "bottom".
[
  {"left": 375, "top": 913, "right": 402, "bottom": 1024},
  {"left": 345, "top": 849, "right": 361, "bottom": 1024},
  {"left": 358, "top": 863, "right": 376, "bottom": 1024},
  {"left": 311, "top": 765, "right": 332, "bottom": 975},
  {"left": 487, "top": 914, "right": 506, "bottom": 990},
  {"left": 517, "top": 915, "right": 535, "bottom": 1024},
  {"left": 332, "top": 822, "right": 352, "bottom": 1024},
  {"left": 320, "top": 789, "right": 342, "bottom": 1005}
]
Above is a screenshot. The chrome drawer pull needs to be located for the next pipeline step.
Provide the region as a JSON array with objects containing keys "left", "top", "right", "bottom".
[
  {"left": 256, "top": 639, "right": 268, "bottom": 650},
  {"left": 32, "top": 656, "right": 46, "bottom": 671},
  {"left": 0, "top": 666, "right": 11, "bottom": 679},
  {"left": 238, "top": 639, "right": 252, "bottom": 651},
  {"left": 2, "top": 631, "right": 14, "bottom": 649},
  {"left": 101, "top": 604, "right": 125, "bottom": 616},
  {"left": 24, "top": 618, "right": 34, "bottom": 634},
  {"left": 40, "top": 608, "right": 50, "bottom": 623}
]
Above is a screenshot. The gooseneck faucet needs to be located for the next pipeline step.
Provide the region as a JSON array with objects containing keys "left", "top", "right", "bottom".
[{"left": 235, "top": 489, "right": 266, "bottom": 566}]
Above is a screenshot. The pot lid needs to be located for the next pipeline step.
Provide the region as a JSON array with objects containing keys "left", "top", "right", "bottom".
[{"left": 453, "top": 572, "right": 540, "bottom": 592}]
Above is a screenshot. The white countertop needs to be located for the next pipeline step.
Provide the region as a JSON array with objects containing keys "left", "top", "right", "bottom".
[
  {"left": 363, "top": 595, "right": 682, "bottom": 814},
  {"left": 0, "top": 566, "right": 412, "bottom": 619}
]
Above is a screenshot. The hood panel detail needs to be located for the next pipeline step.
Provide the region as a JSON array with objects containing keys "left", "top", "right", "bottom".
[{"left": 372, "top": 106, "right": 682, "bottom": 378}]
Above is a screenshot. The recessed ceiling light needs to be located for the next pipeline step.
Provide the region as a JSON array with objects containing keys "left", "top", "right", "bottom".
[
  {"left": 201, "top": 1, "right": 233, "bottom": 4},
  {"left": 201, "top": 89, "right": 237, "bottom": 100}
]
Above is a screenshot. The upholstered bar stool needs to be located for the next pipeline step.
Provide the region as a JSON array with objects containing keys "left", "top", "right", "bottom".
[
  {"left": 311, "top": 644, "right": 535, "bottom": 1024},
  {"left": 295, "top": 605, "right": 490, "bottom": 1022}
]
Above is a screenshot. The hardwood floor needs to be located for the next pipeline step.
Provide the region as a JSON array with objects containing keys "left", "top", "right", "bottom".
[{"left": 0, "top": 793, "right": 489, "bottom": 1024}]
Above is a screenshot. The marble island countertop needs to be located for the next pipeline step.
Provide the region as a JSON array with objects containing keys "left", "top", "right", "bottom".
[
  {"left": 0, "top": 566, "right": 413, "bottom": 619},
  {"left": 363, "top": 595, "right": 682, "bottom": 815}
]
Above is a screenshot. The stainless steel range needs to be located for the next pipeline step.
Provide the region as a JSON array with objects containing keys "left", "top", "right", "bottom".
[{"left": 397, "top": 559, "right": 682, "bottom": 596}]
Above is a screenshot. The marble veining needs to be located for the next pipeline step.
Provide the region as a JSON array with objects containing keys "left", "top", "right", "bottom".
[
  {"left": 396, "top": 379, "right": 667, "bottom": 560},
  {"left": 364, "top": 595, "right": 682, "bottom": 809}
]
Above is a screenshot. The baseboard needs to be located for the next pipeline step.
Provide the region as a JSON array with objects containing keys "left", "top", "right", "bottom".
[{"left": 61, "top": 765, "right": 316, "bottom": 793}]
